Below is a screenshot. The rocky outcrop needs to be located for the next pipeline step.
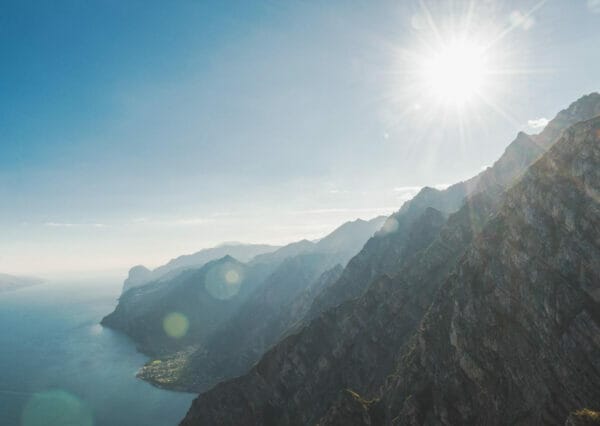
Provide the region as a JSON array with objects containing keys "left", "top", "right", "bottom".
[{"left": 565, "top": 409, "right": 600, "bottom": 426}]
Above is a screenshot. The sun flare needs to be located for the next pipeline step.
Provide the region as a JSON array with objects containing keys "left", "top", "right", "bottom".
[{"left": 420, "top": 40, "right": 488, "bottom": 106}]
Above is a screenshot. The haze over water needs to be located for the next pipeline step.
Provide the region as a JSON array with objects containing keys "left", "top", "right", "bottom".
[{"left": 0, "top": 280, "right": 194, "bottom": 426}]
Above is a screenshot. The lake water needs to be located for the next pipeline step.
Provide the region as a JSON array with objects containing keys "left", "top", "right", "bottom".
[{"left": 0, "top": 280, "right": 196, "bottom": 426}]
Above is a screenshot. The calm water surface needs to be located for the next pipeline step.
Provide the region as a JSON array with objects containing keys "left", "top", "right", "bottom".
[{"left": 0, "top": 280, "right": 195, "bottom": 426}]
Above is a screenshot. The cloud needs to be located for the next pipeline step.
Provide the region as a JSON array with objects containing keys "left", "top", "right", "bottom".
[
  {"left": 132, "top": 217, "right": 213, "bottom": 227},
  {"left": 509, "top": 10, "right": 535, "bottom": 30},
  {"left": 410, "top": 14, "right": 427, "bottom": 31},
  {"left": 393, "top": 186, "right": 422, "bottom": 193},
  {"left": 394, "top": 183, "right": 449, "bottom": 192},
  {"left": 291, "top": 207, "right": 397, "bottom": 215},
  {"left": 44, "top": 222, "right": 107, "bottom": 228},
  {"left": 589, "top": 0, "right": 600, "bottom": 13},
  {"left": 528, "top": 117, "right": 549, "bottom": 129}
]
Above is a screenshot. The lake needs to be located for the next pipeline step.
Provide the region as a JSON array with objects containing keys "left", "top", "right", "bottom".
[{"left": 0, "top": 279, "right": 196, "bottom": 426}]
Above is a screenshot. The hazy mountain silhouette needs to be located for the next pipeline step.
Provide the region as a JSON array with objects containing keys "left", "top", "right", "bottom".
[{"left": 123, "top": 243, "right": 280, "bottom": 292}]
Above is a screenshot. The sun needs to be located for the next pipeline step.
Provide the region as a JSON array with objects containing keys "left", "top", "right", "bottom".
[{"left": 420, "top": 39, "right": 488, "bottom": 106}]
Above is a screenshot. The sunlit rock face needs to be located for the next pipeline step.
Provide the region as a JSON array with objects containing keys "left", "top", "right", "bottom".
[{"left": 179, "top": 95, "right": 600, "bottom": 426}]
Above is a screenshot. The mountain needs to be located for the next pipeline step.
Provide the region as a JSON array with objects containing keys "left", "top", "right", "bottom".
[
  {"left": 0, "top": 273, "right": 43, "bottom": 293},
  {"left": 359, "top": 115, "right": 600, "bottom": 425},
  {"left": 179, "top": 94, "right": 600, "bottom": 425},
  {"left": 306, "top": 93, "right": 600, "bottom": 321},
  {"left": 103, "top": 216, "right": 385, "bottom": 361},
  {"left": 102, "top": 256, "right": 272, "bottom": 355},
  {"left": 135, "top": 216, "right": 386, "bottom": 391},
  {"left": 123, "top": 243, "right": 280, "bottom": 292}
]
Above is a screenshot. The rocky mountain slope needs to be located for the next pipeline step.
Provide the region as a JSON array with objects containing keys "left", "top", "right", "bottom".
[{"left": 179, "top": 94, "right": 600, "bottom": 425}]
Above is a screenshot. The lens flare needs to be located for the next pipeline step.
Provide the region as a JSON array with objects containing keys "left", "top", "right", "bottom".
[
  {"left": 205, "top": 261, "right": 244, "bottom": 300},
  {"left": 162, "top": 312, "right": 189, "bottom": 339},
  {"left": 225, "top": 270, "right": 240, "bottom": 285},
  {"left": 22, "top": 390, "right": 93, "bottom": 426}
]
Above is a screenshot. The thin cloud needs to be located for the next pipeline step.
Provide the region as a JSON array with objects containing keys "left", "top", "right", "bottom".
[
  {"left": 509, "top": 10, "right": 535, "bottom": 30},
  {"left": 393, "top": 186, "right": 422, "bottom": 193},
  {"left": 45, "top": 222, "right": 107, "bottom": 228},
  {"left": 132, "top": 217, "right": 213, "bottom": 227},
  {"left": 589, "top": 0, "right": 600, "bottom": 13},
  {"left": 528, "top": 117, "right": 549, "bottom": 129},
  {"left": 291, "top": 207, "right": 397, "bottom": 215}
]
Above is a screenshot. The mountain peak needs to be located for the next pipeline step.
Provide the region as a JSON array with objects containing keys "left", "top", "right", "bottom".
[{"left": 535, "top": 91, "right": 600, "bottom": 147}]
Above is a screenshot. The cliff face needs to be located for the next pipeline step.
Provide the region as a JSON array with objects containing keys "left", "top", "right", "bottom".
[{"left": 179, "top": 94, "right": 600, "bottom": 426}]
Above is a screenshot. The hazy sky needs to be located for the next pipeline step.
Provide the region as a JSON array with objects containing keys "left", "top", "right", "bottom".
[{"left": 1, "top": 0, "right": 599, "bottom": 278}]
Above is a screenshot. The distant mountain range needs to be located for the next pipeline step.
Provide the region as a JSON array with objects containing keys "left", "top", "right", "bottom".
[
  {"left": 122, "top": 243, "right": 280, "bottom": 292},
  {"left": 102, "top": 216, "right": 386, "bottom": 362},
  {"left": 177, "top": 94, "right": 600, "bottom": 426},
  {"left": 0, "top": 273, "right": 43, "bottom": 293}
]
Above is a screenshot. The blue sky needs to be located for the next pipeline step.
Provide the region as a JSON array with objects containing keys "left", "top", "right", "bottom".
[{"left": 1, "top": 0, "right": 599, "bottom": 277}]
